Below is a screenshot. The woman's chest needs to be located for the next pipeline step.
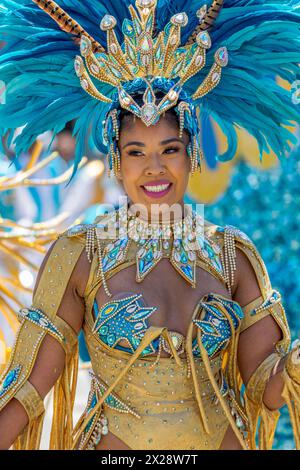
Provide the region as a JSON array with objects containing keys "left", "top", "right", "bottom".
[
  {"left": 89, "top": 260, "right": 244, "bottom": 359},
  {"left": 94, "top": 260, "right": 230, "bottom": 336}
]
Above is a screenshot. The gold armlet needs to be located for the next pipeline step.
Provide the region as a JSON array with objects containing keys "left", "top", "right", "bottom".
[
  {"left": 14, "top": 380, "right": 45, "bottom": 422},
  {"left": 18, "top": 307, "right": 78, "bottom": 357}
]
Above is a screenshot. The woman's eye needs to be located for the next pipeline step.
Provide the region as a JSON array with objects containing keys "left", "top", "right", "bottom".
[
  {"left": 128, "top": 150, "right": 144, "bottom": 156},
  {"left": 164, "top": 147, "right": 179, "bottom": 154}
]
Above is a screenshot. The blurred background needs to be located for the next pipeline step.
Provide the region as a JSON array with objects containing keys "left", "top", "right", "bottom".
[{"left": 0, "top": 76, "right": 299, "bottom": 448}]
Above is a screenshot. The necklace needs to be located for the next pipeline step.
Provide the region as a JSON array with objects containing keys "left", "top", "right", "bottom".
[
  {"left": 118, "top": 204, "right": 204, "bottom": 286},
  {"left": 90, "top": 204, "right": 224, "bottom": 298}
]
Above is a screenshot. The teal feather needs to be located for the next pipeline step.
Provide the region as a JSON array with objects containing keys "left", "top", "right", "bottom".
[{"left": 0, "top": 0, "right": 299, "bottom": 173}]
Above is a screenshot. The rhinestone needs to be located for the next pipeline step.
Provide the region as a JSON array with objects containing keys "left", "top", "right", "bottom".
[
  {"left": 142, "top": 54, "right": 150, "bottom": 66},
  {"left": 195, "top": 55, "right": 203, "bottom": 67},
  {"left": 137, "top": 248, "right": 146, "bottom": 258},
  {"left": 188, "top": 251, "right": 196, "bottom": 261},
  {"left": 171, "top": 335, "right": 179, "bottom": 348},
  {"left": 100, "top": 14, "right": 117, "bottom": 31},
  {"left": 196, "top": 31, "right": 211, "bottom": 49},
  {"left": 141, "top": 103, "right": 157, "bottom": 123},
  {"left": 140, "top": 36, "right": 151, "bottom": 52},
  {"left": 171, "top": 12, "right": 188, "bottom": 27},
  {"left": 74, "top": 57, "right": 83, "bottom": 76},
  {"left": 168, "top": 90, "right": 178, "bottom": 101},
  {"left": 215, "top": 47, "right": 228, "bottom": 67},
  {"left": 90, "top": 63, "right": 100, "bottom": 74},
  {"left": 122, "top": 96, "right": 131, "bottom": 105},
  {"left": 81, "top": 79, "right": 89, "bottom": 90},
  {"left": 212, "top": 72, "right": 220, "bottom": 83},
  {"left": 101, "top": 425, "right": 109, "bottom": 435},
  {"left": 138, "top": 0, "right": 152, "bottom": 6},
  {"left": 80, "top": 36, "right": 91, "bottom": 56},
  {"left": 110, "top": 43, "right": 118, "bottom": 54},
  {"left": 170, "top": 35, "right": 177, "bottom": 45},
  {"left": 39, "top": 318, "right": 49, "bottom": 327},
  {"left": 196, "top": 5, "right": 207, "bottom": 21}
]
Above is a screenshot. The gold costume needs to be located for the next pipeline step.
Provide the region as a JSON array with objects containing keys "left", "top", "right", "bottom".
[{"left": 0, "top": 206, "right": 299, "bottom": 450}]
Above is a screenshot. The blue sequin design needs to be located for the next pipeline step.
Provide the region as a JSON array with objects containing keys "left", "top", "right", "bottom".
[
  {"left": 0, "top": 365, "right": 22, "bottom": 398},
  {"left": 93, "top": 293, "right": 244, "bottom": 359},
  {"left": 192, "top": 294, "right": 244, "bottom": 358},
  {"left": 93, "top": 294, "right": 159, "bottom": 355}
]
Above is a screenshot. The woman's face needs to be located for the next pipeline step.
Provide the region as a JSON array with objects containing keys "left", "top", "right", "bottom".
[{"left": 117, "top": 114, "right": 191, "bottom": 218}]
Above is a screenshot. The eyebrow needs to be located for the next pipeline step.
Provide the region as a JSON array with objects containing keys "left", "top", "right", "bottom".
[{"left": 122, "top": 137, "right": 184, "bottom": 150}]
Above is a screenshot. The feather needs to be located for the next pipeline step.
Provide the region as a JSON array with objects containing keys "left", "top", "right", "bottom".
[{"left": 0, "top": 0, "right": 299, "bottom": 173}]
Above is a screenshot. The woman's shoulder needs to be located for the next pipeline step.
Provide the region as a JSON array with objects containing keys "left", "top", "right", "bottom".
[{"left": 204, "top": 219, "right": 256, "bottom": 253}]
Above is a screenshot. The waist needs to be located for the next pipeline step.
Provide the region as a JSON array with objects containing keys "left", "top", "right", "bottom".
[{"left": 89, "top": 337, "right": 223, "bottom": 400}]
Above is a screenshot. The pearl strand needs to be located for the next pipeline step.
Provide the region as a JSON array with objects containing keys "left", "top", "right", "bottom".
[
  {"left": 220, "top": 226, "right": 237, "bottom": 297},
  {"left": 149, "top": 336, "right": 163, "bottom": 369},
  {"left": 95, "top": 228, "right": 112, "bottom": 298}
]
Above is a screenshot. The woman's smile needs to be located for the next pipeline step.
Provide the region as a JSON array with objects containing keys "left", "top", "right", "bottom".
[{"left": 140, "top": 180, "right": 173, "bottom": 199}]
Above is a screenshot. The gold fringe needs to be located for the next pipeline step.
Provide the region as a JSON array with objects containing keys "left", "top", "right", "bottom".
[
  {"left": 50, "top": 345, "right": 79, "bottom": 449},
  {"left": 281, "top": 368, "right": 300, "bottom": 449},
  {"left": 13, "top": 411, "right": 45, "bottom": 450},
  {"left": 196, "top": 329, "right": 248, "bottom": 449},
  {"left": 186, "top": 321, "right": 210, "bottom": 434},
  {"left": 244, "top": 353, "right": 284, "bottom": 450}
]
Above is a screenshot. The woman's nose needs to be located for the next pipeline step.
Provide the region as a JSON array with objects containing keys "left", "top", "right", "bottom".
[{"left": 144, "top": 153, "right": 166, "bottom": 176}]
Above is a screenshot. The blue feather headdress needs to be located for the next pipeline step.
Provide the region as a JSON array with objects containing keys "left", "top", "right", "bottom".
[{"left": 0, "top": 0, "right": 299, "bottom": 178}]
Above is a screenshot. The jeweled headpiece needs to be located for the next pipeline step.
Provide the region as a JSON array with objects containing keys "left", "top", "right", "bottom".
[
  {"left": 34, "top": 0, "right": 228, "bottom": 176},
  {"left": 0, "top": 0, "right": 299, "bottom": 178}
]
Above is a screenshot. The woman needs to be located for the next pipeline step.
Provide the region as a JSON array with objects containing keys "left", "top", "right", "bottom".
[{"left": 0, "top": 0, "right": 300, "bottom": 450}]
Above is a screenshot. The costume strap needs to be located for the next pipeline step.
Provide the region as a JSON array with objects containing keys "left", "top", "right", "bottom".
[
  {"left": 72, "top": 326, "right": 182, "bottom": 449},
  {"left": 186, "top": 300, "right": 248, "bottom": 449}
]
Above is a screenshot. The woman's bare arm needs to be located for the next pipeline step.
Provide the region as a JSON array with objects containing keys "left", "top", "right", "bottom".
[
  {"left": 0, "top": 242, "right": 89, "bottom": 449},
  {"left": 233, "top": 248, "right": 285, "bottom": 411}
]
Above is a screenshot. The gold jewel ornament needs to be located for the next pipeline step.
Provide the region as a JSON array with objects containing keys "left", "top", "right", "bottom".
[{"left": 33, "top": 0, "right": 227, "bottom": 178}]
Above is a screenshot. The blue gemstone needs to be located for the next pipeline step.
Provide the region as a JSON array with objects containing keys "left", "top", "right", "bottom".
[
  {"left": 107, "top": 334, "right": 116, "bottom": 345},
  {"left": 90, "top": 394, "right": 97, "bottom": 409},
  {"left": 134, "top": 19, "right": 142, "bottom": 36},
  {"left": 99, "top": 325, "right": 109, "bottom": 335},
  {"left": 160, "top": 99, "right": 171, "bottom": 111},
  {"left": 29, "top": 311, "right": 40, "bottom": 322},
  {"left": 181, "top": 264, "right": 193, "bottom": 279},
  {"left": 200, "top": 323, "right": 216, "bottom": 334},
  {"left": 146, "top": 14, "right": 153, "bottom": 32},
  {"left": 180, "top": 253, "right": 188, "bottom": 264},
  {"left": 122, "top": 19, "right": 135, "bottom": 37},
  {"left": 146, "top": 251, "right": 153, "bottom": 261},
  {"left": 139, "top": 259, "right": 145, "bottom": 272},
  {"left": 3, "top": 370, "right": 16, "bottom": 389}
]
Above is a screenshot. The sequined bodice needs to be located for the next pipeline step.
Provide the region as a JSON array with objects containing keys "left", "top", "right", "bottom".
[{"left": 92, "top": 292, "right": 244, "bottom": 358}]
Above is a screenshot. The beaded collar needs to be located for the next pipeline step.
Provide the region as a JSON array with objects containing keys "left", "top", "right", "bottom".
[{"left": 82, "top": 205, "right": 225, "bottom": 297}]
